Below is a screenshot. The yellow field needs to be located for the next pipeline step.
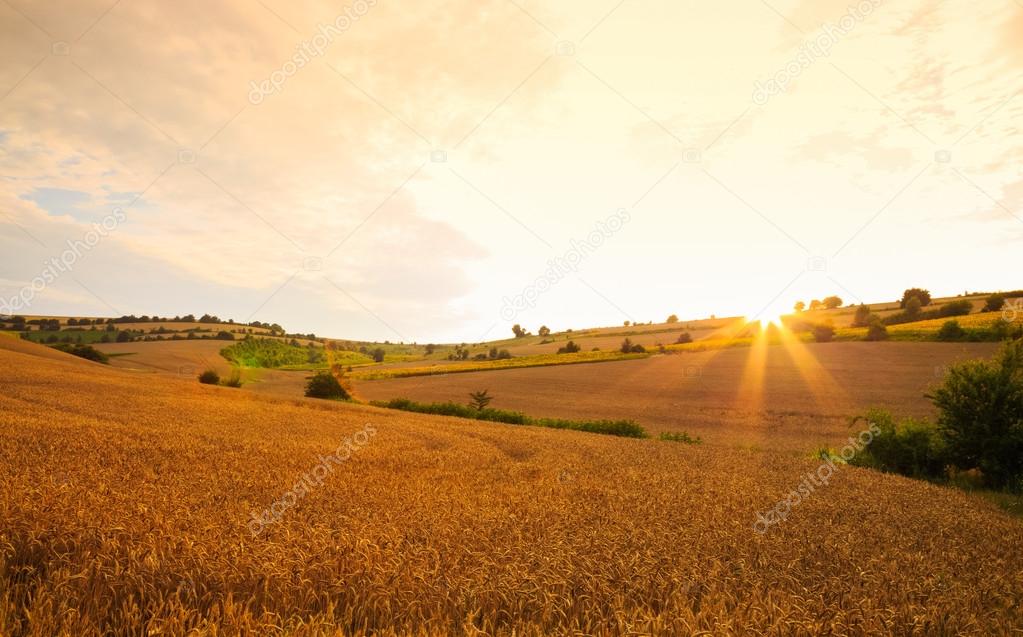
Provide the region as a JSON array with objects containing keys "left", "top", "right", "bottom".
[
  {"left": 2, "top": 337, "right": 1022, "bottom": 635},
  {"left": 350, "top": 350, "right": 650, "bottom": 380}
]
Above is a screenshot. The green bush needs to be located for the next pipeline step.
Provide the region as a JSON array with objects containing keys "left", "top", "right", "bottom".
[
  {"left": 812, "top": 323, "right": 835, "bottom": 343},
  {"left": 221, "top": 337, "right": 322, "bottom": 368},
  {"left": 938, "top": 300, "right": 973, "bottom": 318},
  {"left": 866, "top": 318, "right": 888, "bottom": 341},
  {"left": 304, "top": 371, "right": 349, "bottom": 400},
  {"left": 928, "top": 340, "right": 1023, "bottom": 491},
  {"left": 51, "top": 343, "right": 109, "bottom": 364},
  {"left": 557, "top": 340, "right": 581, "bottom": 354},
  {"left": 849, "top": 409, "right": 947, "bottom": 480},
  {"left": 372, "top": 398, "right": 647, "bottom": 438},
  {"left": 198, "top": 369, "right": 220, "bottom": 384},
  {"left": 659, "top": 431, "right": 702, "bottom": 444},
  {"left": 984, "top": 294, "right": 1006, "bottom": 313},
  {"left": 936, "top": 320, "right": 967, "bottom": 341}
]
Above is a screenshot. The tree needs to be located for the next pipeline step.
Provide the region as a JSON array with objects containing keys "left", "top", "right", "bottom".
[
  {"left": 557, "top": 340, "right": 581, "bottom": 354},
  {"left": 900, "top": 288, "right": 932, "bottom": 309},
  {"left": 468, "top": 389, "right": 493, "bottom": 411},
  {"left": 538, "top": 325, "right": 551, "bottom": 337},
  {"left": 822, "top": 296, "right": 843, "bottom": 309},
  {"left": 666, "top": 314, "right": 679, "bottom": 324},
  {"left": 305, "top": 371, "right": 349, "bottom": 400},
  {"left": 793, "top": 301, "right": 805, "bottom": 312},
  {"left": 937, "top": 320, "right": 966, "bottom": 341},
  {"left": 984, "top": 294, "right": 1006, "bottom": 313},
  {"left": 812, "top": 323, "right": 835, "bottom": 343},
  {"left": 676, "top": 332, "right": 693, "bottom": 344},
  {"left": 928, "top": 340, "right": 1023, "bottom": 490},
  {"left": 116, "top": 330, "right": 132, "bottom": 343},
  {"left": 371, "top": 348, "right": 386, "bottom": 363},
  {"left": 852, "top": 304, "right": 872, "bottom": 327},
  {"left": 620, "top": 338, "right": 645, "bottom": 353},
  {"left": 424, "top": 344, "right": 436, "bottom": 355},
  {"left": 866, "top": 318, "right": 888, "bottom": 341},
  {"left": 623, "top": 321, "right": 630, "bottom": 327},
  {"left": 808, "top": 299, "right": 823, "bottom": 310},
  {"left": 512, "top": 324, "right": 528, "bottom": 338},
  {"left": 904, "top": 296, "right": 922, "bottom": 319}
]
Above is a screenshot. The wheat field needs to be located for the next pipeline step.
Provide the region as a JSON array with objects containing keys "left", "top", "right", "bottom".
[{"left": 2, "top": 338, "right": 1022, "bottom": 635}]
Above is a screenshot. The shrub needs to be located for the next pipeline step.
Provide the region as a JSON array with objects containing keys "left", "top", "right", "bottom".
[
  {"left": 51, "top": 343, "right": 109, "bottom": 364},
  {"left": 866, "top": 318, "right": 888, "bottom": 341},
  {"left": 198, "top": 369, "right": 220, "bottom": 385},
  {"left": 371, "top": 348, "right": 386, "bottom": 363},
  {"left": 557, "top": 340, "right": 581, "bottom": 354},
  {"left": 938, "top": 300, "right": 973, "bottom": 318},
  {"left": 116, "top": 331, "right": 132, "bottom": 343},
  {"left": 984, "top": 294, "right": 1006, "bottom": 313},
  {"left": 659, "top": 431, "right": 702, "bottom": 444},
  {"left": 849, "top": 409, "right": 947, "bottom": 480},
  {"left": 852, "top": 304, "right": 872, "bottom": 327},
  {"left": 927, "top": 340, "right": 1023, "bottom": 491},
  {"left": 220, "top": 368, "right": 243, "bottom": 388},
  {"left": 621, "top": 338, "right": 645, "bottom": 354},
  {"left": 304, "top": 371, "right": 349, "bottom": 400},
  {"left": 675, "top": 332, "right": 693, "bottom": 344},
  {"left": 936, "top": 320, "right": 967, "bottom": 341},
  {"left": 812, "top": 323, "right": 835, "bottom": 343},
  {"left": 215, "top": 331, "right": 235, "bottom": 341}
]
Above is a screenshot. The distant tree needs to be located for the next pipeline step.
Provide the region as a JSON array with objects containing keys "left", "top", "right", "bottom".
[
  {"left": 822, "top": 296, "right": 843, "bottom": 309},
  {"left": 557, "top": 340, "right": 581, "bottom": 354},
  {"left": 666, "top": 314, "right": 679, "bottom": 324},
  {"left": 512, "top": 324, "right": 528, "bottom": 338},
  {"left": 808, "top": 299, "right": 823, "bottom": 310},
  {"left": 305, "top": 371, "right": 349, "bottom": 400},
  {"left": 371, "top": 348, "right": 386, "bottom": 363},
  {"left": 793, "top": 301, "right": 805, "bottom": 312},
  {"left": 904, "top": 296, "right": 922, "bottom": 319},
  {"left": 621, "top": 338, "right": 634, "bottom": 353},
  {"left": 850, "top": 304, "right": 871, "bottom": 327},
  {"left": 624, "top": 321, "right": 631, "bottom": 327},
  {"left": 937, "top": 320, "right": 966, "bottom": 341},
  {"left": 116, "top": 331, "right": 132, "bottom": 343},
  {"left": 468, "top": 390, "right": 493, "bottom": 411},
  {"left": 538, "top": 325, "right": 551, "bottom": 337},
  {"left": 424, "top": 344, "right": 436, "bottom": 355},
  {"left": 866, "top": 318, "right": 888, "bottom": 341},
  {"left": 984, "top": 294, "right": 1006, "bottom": 313},
  {"left": 938, "top": 300, "right": 973, "bottom": 317},
  {"left": 676, "top": 332, "right": 693, "bottom": 344},
  {"left": 813, "top": 323, "right": 835, "bottom": 343},
  {"left": 900, "top": 288, "right": 932, "bottom": 309}
]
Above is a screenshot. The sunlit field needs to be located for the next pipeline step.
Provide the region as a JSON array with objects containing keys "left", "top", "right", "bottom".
[{"left": 4, "top": 336, "right": 1023, "bottom": 635}]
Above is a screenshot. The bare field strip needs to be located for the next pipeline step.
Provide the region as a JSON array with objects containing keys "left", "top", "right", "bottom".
[
  {"left": 356, "top": 342, "right": 1000, "bottom": 451},
  {"left": 1, "top": 339, "right": 1021, "bottom": 635}
]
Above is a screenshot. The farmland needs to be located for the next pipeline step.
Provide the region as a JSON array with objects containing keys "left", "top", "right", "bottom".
[
  {"left": 355, "top": 341, "right": 1001, "bottom": 451},
  {"left": 2, "top": 337, "right": 1022, "bottom": 635}
]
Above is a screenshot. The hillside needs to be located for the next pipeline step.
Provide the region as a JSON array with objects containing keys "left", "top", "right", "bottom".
[{"left": 1, "top": 337, "right": 1022, "bottom": 634}]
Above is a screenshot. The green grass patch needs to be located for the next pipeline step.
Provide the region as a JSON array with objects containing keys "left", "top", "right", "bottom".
[
  {"left": 659, "top": 431, "right": 702, "bottom": 444},
  {"left": 371, "top": 398, "right": 648, "bottom": 438},
  {"left": 221, "top": 337, "right": 325, "bottom": 368}
]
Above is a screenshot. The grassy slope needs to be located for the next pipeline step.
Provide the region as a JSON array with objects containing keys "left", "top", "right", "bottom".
[{"left": 1, "top": 338, "right": 1021, "bottom": 634}]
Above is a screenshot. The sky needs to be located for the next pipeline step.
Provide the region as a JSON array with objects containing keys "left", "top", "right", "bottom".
[{"left": 0, "top": 0, "right": 1020, "bottom": 343}]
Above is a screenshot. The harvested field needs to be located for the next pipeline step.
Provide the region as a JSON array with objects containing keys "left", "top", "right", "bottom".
[
  {"left": 356, "top": 342, "right": 1001, "bottom": 451},
  {"left": 1, "top": 338, "right": 1021, "bottom": 635}
]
